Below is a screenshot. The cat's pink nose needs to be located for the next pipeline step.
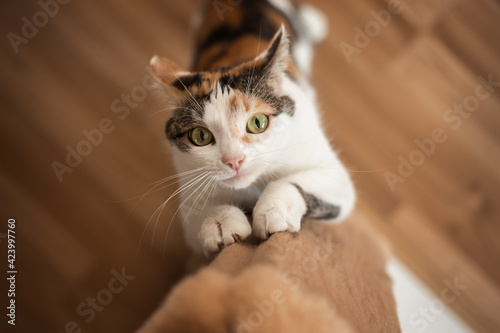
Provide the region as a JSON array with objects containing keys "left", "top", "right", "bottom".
[{"left": 224, "top": 155, "right": 245, "bottom": 172}]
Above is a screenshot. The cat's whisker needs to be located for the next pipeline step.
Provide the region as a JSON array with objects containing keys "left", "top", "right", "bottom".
[
  {"left": 148, "top": 174, "right": 211, "bottom": 252},
  {"left": 147, "top": 107, "right": 171, "bottom": 119},
  {"left": 246, "top": 22, "right": 263, "bottom": 95},
  {"left": 148, "top": 173, "right": 213, "bottom": 246},
  {"left": 200, "top": 176, "right": 219, "bottom": 216},
  {"left": 148, "top": 166, "right": 208, "bottom": 186},
  {"left": 182, "top": 173, "right": 218, "bottom": 227},
  {"left": 161, "top": 172, "right": 214, "bottom": 257},
  {"left": 147, "top": 105, "right": 203, "bottom": 119},
  {"left": 158, "top": 171, "right": 211, "bottom": 209},
  {"left": 159, "top": 107, "right": 197, "bottom": 116},
  {"left": 135, "top": 171, "right": 210, "bottom": 256},
  {"left": 164, "top": 63, "right": 205, "bottom": 114},
  {"left": 116, "top": 174, "right": 207, "bottom": 243},
  {"left": 117, "top": 167, "right": 208, "bottom": 226},
  {"left": 183, "top": 175, "right": 214, "bottom": 220},
  {"left": 135, "top": 173, "right": 202, "bottom": 202},
  {"left": 344, "top": 167, "right": 390, "bottom": 173},
  {"left": 139, "top": 171, "right": 209, "bottom": 247}
]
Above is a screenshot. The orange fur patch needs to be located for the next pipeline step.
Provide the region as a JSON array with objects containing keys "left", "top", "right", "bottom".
[
  {"left": 197, "top": 35, "right": 266, "bottom": 71},
  {"left": 193, "top": 1, "right": 296, "bottom": 75},
  {"left": 196, "top": 3, "right": 244, "bottom": 46}
]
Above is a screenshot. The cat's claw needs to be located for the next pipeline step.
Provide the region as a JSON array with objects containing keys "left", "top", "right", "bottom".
[{"left": 198, "top": 205, "right": 251, "bottom": 257}]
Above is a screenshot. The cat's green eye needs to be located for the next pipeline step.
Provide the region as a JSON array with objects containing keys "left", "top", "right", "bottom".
[
  {"left": 189, "top": 127, "right": 214, "bottom": 146},
  {"left": 247, "top": 114, "right": 269, "bottom": 134}
]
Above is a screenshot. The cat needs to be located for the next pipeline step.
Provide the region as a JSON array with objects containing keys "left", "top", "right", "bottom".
[{"left": 150, "top": 0, "right": 356, "bottom": 257}]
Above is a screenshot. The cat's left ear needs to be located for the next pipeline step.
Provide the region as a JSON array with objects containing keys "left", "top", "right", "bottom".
[
  {"left": 254, "top": 25, "right": 290, "bottom": 82},
  {"left": 149, "top": 55, "right": 191, "bottom": 87}
]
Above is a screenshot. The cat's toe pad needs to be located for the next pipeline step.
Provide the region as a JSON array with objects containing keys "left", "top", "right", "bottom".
[{"left": 198, "top": 205, "right": 251, "bottom": 257}]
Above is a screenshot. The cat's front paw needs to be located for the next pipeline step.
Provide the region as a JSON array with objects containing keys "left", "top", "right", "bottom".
[
  {"left": 198, "top": 205, "right": 251, "bottom": 257},
  {"left": 253, "top": 183, "right": 307, "bottom": 239}
]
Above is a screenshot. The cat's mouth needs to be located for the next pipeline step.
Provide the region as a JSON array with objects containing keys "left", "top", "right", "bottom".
[{"left": 222, "top": 170, "right": 255, "bottom": 189}]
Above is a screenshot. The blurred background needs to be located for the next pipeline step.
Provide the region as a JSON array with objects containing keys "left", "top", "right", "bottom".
[{"left": 1, "top": 0, "right": 499, "bottom": 332}]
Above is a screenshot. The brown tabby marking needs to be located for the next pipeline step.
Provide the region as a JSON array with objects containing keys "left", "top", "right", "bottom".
[{"left": 193, "top": 0, "right": 299, "bottom": 77}]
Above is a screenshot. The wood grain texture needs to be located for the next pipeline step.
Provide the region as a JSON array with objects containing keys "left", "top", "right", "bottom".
[{"left": 0, "top": 0, "right": 499, "bottom": 332}]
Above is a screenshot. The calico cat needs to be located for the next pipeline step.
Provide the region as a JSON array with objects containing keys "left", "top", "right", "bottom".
[{"left": 150, "top": 0, "right": 356, "bottom": 257}]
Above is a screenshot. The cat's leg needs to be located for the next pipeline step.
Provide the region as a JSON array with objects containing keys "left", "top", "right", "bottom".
[
  {"left": 191, "top": 205, "right": 251, "bottom": 257},
  {"left": 253, "top": 167, "right": 355, "bottom": 239}
]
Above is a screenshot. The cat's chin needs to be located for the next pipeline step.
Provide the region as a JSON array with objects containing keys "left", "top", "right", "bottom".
[{"left": 221, "top": 172, "right": 257, "bottom": 189}]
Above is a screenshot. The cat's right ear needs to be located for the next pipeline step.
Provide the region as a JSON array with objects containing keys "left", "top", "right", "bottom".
[{"left": 149, "top": 55, "right": 190, "bottom": 86}]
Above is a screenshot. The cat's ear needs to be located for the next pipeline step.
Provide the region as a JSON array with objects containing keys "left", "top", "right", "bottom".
[
  {"left": 149, "top": 55, "right": 191, "bottom": 86},
  {"left": 255, "top": 25, "right": 290, "bottom": 80}
]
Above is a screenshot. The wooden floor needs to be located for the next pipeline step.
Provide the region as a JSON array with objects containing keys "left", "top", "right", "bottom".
[{"left": 1, "top": 0, "right": 499, "bottom": 332}]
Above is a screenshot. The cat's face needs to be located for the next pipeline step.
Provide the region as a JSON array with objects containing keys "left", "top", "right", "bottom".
[
  {"left": 152, "top": 29, "right": 297, "bottom": 189},
  {"left": 171, "top": 83, "right": 294, "bottom": 189}
]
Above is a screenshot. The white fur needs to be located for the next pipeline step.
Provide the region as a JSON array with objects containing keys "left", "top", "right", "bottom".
[
  {"left": 252, "top": 181, "right": 307, "bottom": 239},
  {"left": 198, "top": 205, "right": 252, "bottom": 257}
]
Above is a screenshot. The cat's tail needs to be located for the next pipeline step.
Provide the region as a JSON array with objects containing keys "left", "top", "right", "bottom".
[
  {"left": 287, "top": 1, "right": 329, "bottom": 77},
  {"left": 297, "top": 3, "right": 329, "bottom": 45}
]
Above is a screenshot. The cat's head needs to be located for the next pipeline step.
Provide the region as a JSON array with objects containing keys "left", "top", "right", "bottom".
[{"left": 151, "top": 27, "right": 301, "bottom": 189}]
